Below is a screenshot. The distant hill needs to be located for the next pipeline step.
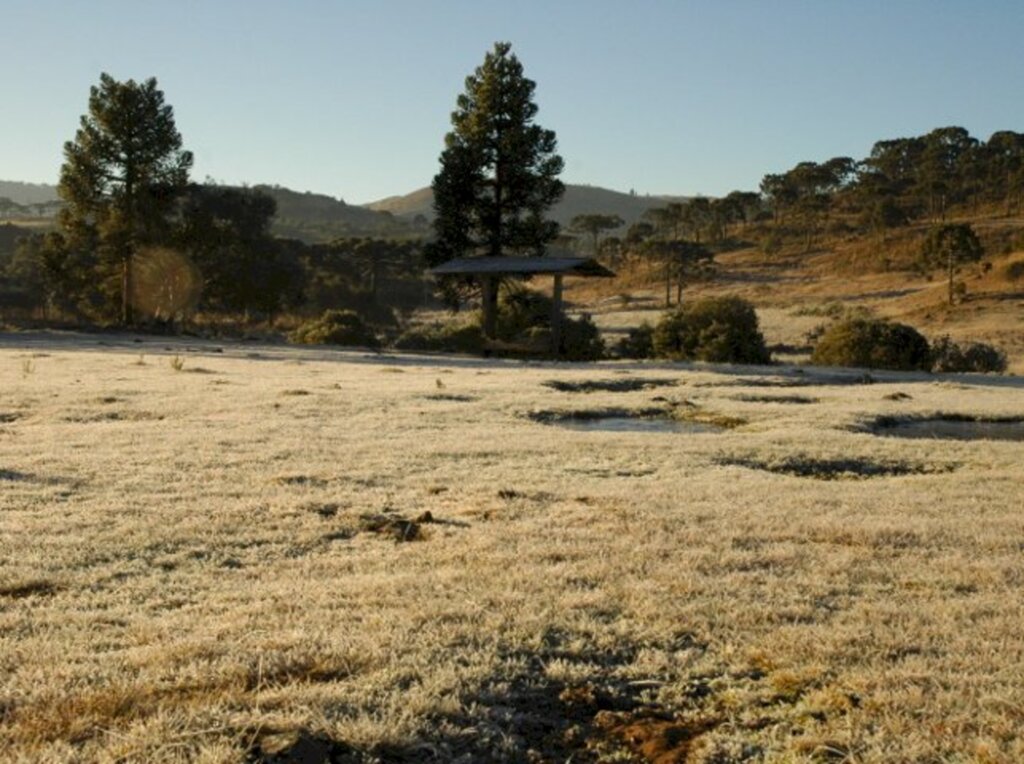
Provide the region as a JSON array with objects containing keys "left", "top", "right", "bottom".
[
  {"left": 365, "top": 183, "right": 688, "bottom": 229},
  {"left": 0, "top": 180, "right": 60, "bottom": 206},
  {"left": 247, "top": 185, "right": 419, "bottom": 242}
]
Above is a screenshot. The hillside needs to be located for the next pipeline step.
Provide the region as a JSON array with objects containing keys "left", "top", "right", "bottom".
[
  {"left": 252, "top": 184, "right": 411, "bottom": 241},
  {"left": 0, "top": 180, "right": 416, "bottom": 244},
  {"left": 0, "top": 180, "right": 60, "bottom": 205},
  {"left": 365, "top": 183, "right": 686, "bottom": 228}
]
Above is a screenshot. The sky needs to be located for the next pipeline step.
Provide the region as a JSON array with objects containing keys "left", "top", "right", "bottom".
[{"left": 3, "top": 1, "right": 1023, "bottom": 204}]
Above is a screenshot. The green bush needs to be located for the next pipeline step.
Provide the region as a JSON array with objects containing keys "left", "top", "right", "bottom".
[
  {"left": 393, "top": 320, "right": 485, "bottom": 354},
  {"left": 652, "top": 296, "right": 770, "bottom": 364},
  {"left": 930, "top": 335, "right": 1007, "bottom": 373},
  {"left": 289, "top": 310, "right": 379, "bottom": 348},
  {"left": 494, "top": 287, "right": 554, "bottom": 341},
  {"left": 617, "top": 321, "right": 655, "bottom": 359},
  {"left": 495, "top": 286, "right": 605, "bottom": 360},
  {"left": 811, "top": 317, "right": 930, "bottom": 371}
]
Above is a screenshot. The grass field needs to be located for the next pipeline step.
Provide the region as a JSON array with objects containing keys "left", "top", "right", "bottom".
[{"left": 1, "top": 333, "right": 1023, "bottom": 762}]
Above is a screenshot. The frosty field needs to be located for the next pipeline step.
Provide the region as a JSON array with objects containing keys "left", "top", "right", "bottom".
[{"left": 1, "top": 334, "right": 1022, "bottom": 763}]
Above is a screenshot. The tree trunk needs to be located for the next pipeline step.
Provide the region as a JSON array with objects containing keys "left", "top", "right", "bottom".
[
  {"left": 122, "top": 254, "right": 134, "bottom": 326},
  {"left": 481, "top": 276, "right": 497, "bottom": 338},
  {"left": 948, "top": 250, "right": 955, "bottom": 306},
  {"left": 664, "top": 262, "right": 671, "bottom": 308},
  {"left": 550, "top": 275, "right": 563, "bottom": 357}
]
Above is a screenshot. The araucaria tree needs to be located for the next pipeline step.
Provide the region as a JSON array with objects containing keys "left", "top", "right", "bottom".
[
  {"left": 921, "top": 223, "right": 984, "bottom": 305},
  {"left": 59, "top": 73, "right": 192, "bottom": 324},
  {"left": 427, "top": 42, "right": 565, "bottom": 333}
]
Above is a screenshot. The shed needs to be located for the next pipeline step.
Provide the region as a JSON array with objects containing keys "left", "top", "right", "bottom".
[{"left": 430, "top": 256, "right": 615, "bottom": 355}]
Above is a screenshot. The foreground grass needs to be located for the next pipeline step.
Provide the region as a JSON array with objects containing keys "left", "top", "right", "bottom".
[{"left": 1, "top": 334, "right": 1022, "bottom": 762}]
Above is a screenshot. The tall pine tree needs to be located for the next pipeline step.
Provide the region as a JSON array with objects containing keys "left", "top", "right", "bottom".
[
  {"left": 59, "top": 73, "right": 192, "bottom": 324},
  {"left": 427, "top": 42, "right": 564, "bottom": 330}
]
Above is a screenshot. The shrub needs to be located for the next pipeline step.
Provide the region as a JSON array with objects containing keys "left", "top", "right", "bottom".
[
  {"left": 1003, "top": 259, "right": 1024, "bottom": 282},
  {"left": 494, "top": 286, "right": 554, "bottom": 341},
  {"left": 930, "top": 335, "right": 1007, "bottom": 373},
  {"left": 289, "top": 310, "right": 379, "bottom": 347},
  {"left": 495, "top": 286, "right": 605, "bottom": 360},
  {"left": 652, "top": 296, "right": 770, "bottom": 364},
  {"left": 524, "top": 309, "right": 602, "bottom": 360},
  {"left": 393, "top": 320, "right": 484, "bottom": 354},
  {"left": 617, "top": 322, "right": 655, "bottom": 359},
  {"left": 811, "top": 317, "right": 930, "bottom": 371}
]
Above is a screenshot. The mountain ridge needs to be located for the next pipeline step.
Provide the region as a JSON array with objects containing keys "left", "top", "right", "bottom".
[{"left": 364, "top": 183, "right": 690, "bottom": 228}]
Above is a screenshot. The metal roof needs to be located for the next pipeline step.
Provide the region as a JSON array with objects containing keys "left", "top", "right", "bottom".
[{"left": 430, "top": 256, "right": 615, "bottom": 278}]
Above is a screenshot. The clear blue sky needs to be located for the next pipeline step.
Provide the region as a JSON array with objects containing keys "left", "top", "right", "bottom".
[{"left": 3, "top": 1, "right": 1023, "bottom": 204}]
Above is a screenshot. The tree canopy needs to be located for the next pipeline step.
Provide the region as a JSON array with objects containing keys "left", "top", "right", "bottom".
[{"left": 427, "top": 42, "right": 565, "bottom": 269}]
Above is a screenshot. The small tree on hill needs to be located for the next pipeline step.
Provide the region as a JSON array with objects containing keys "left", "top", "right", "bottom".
[
  {"left": 58, "top": 74, "right": 192, "bottom": 324},
  {"left": 920, "top": 223, "right": 984, "bottom": 305},
  {"left": 568, "top": 213, "right": 623, "bottom": 257}
]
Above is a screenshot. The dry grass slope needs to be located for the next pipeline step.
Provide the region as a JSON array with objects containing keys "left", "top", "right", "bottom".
[{"left": 1, "top": 334, "right": 1022, "bottom": 762}]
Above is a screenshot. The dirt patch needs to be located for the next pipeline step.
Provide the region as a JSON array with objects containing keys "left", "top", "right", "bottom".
[
  {"left": 358, "top": 512, "right": 426, "bottom": 542},
  {"left": 594, "top": 711, "right": 722, "bottom": 763},
  {"left": 349, "top": 510, "right": 467, "bottom": 543},
  {"left": 422, "top": 393, "right": 477, "bottom": 402},
  {"left": 719, "top": 455, "right": 956, "bottom": 480},
  {"left": 543, "top": 378, "right": 678, "bottom": 393}
]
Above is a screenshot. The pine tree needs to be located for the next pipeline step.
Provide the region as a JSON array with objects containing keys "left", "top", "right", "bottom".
[
  {"left": 58, "top": 73, "right": 192, "bottom": 324},
  {"left": 427, "top": 42, "right": 564, "bottom": 330}
]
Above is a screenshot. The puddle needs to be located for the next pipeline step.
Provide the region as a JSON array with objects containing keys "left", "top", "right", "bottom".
[
  {"left": 532, "top": 408, "right": 725, "bottom": 434},
  {"left": 730, "top": 393, "right": 817, "bottom": 404},
  {"left": 543, "top": 378, "right": 677, "bottom": 393},
  {"left": 874, "top": 416, "right": 1024, "bottom": 442},
  {"left": 720, "top": 456, "right": 955, "bottom": 479},
  {"left": 556, "top": 416, "right": 723, "bottom": 433}
]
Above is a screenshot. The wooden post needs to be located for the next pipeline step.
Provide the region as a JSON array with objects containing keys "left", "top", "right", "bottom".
[
  {"left": 551, "top": 274, "right": 563, "bottom": 357},
  {"left": 481, "top": 275, "right": 497, "bottom": 339}
]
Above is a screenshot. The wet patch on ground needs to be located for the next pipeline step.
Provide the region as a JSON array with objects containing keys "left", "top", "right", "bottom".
[
  {"left": 729, "top": 393, "right": 818, "bottom": 404},
  {"left": 697, "top": 372, "right": 878, "bottom": 388},
  {"left": 529, "top": 407, "right": 737, "bottom": 433},
  {"left": 718, "top": 455, "right": 957, "bottom": 480},
  {"left": 543, "top": 378, "right": 678, "bottom": 393},
  {"left": 870, "top": 414, "right": 1024, "bottom": 442}
]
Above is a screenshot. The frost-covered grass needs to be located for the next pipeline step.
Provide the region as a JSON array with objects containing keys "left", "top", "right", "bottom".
[{"left": 1, "top": 333, "right": 1022, "bottom": 762}]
